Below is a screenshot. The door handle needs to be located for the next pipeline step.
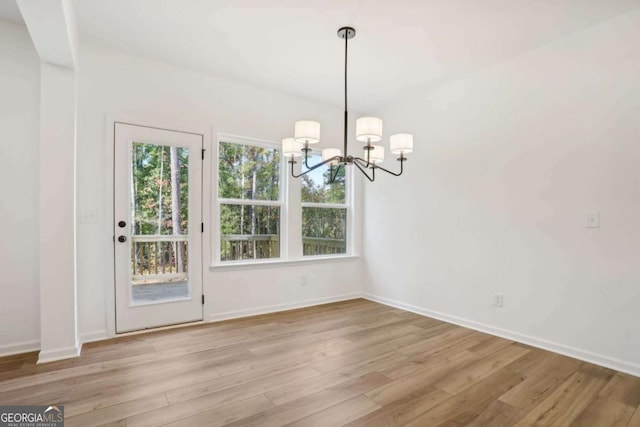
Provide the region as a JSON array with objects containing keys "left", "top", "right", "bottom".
[
  {"left": 118, "top": 236, "right": 127, "bottom": 243},
  {"left": 118, "top": 220, "right": 126, "bottom": 228}
]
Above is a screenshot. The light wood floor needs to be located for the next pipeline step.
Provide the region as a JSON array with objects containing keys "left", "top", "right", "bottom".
[{"left": 1, "top": 299, "right": 639, "bottom": 426}]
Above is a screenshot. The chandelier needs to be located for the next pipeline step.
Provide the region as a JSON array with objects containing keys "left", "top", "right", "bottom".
[{"left": 282, "top": 27, "right": 414, "bottom": 183}]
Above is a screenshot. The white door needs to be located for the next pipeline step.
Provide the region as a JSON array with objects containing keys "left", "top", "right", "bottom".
[{"left": 114, "top": 123, "right": 203, "bottom": 333}]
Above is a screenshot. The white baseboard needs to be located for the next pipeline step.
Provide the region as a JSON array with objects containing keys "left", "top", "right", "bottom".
[
  {"left": 37, "top": 343, "right": 82, "bottom": 364},
  {"left": 0, "top": 332, "right": 107, "bottom": 361},
  {"left": 363, "top": 293, "right": 640, "bottom": 378},
  {"left": 81, "top": 330, "right": 109, "bottom": 344},
  {"left": 0, "top": 340, "right": 40, "bottom": 357},
  {"left": 208, "top": 293, "right": 363, "bottom": 323}
]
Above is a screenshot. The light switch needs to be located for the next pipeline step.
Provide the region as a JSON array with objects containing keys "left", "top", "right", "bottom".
[
  {"left": 80, "top": 210, "right": 97, "bottom": 223},
  {"left": 586, "top": 212, "right": 600, "bottom": 229}
]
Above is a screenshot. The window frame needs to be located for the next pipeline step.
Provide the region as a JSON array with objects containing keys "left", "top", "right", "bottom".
[
  {"left": 300, "top": 150, "right": 351, "bottom": 257},
  {"left": 214, "top": 134, "right": 287, "bottom": 264},
  {"left": 211, "top": 136, "right": 356, "bottom": 268}
]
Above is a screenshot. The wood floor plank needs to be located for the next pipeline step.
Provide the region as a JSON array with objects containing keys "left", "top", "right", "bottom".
[
  {"left": 214, "top": 336, "right": 349, "bottom": 377},
  {"left": 513, "top": 371, "right": 608, "bottom": 426},
  {"left": 341, "top": 317, "right": 421, "bottom": 342},
  {"left": 223, "top": 372, "right": 391, "bottom": 427},
  {"left": 507, "top": 348, "right": 557, "bottom": 375},
  {"left": 286, "top": 395, "right": 380, "bottom": 427},
  {"left": 248, "top": 329, "right": 351, "bottom": 357},
  {"left": 464, "top": 399, "right": 527, "bottom": 427},
  {"left": 64, "top": 393, "right": 168, "bottom": 427},
  {"left": 381, "top": 333, "right": 488, "bottom": 381},
  {"left": 346, "top": 386, "right": 451, "bottom": 426},
  {"left": 499, "top": 354, "right": 581, "bottom": 409},
  {"left": 167, "top": 365, "right": 318, "bottom": 404},
  {"left": 578, "top": 362, "right": 617, "bottom": 381},
  {"left": 365, "top": 350, "right": 481, "bottom": 406},
  {"left": 304, "top": 307, "right": 407, "bottom": 334},
  {"left": 162, "top": 394, "right": 275, "bottom": 427},
  {"left": 410, "top": 316, "right": 445, "bottom": 330},
  {"left": 265, "top": 351, "right": 407, "bottom": 406},
  {"left": 309, "top": 333, "right": 428, "bottom": 374},
  {"left": 599, "top": 372, "right": 640, "bottom": 408},
  {"left": 0, "top": 299, "right": 636, "bottom": 427},
  {"left": 62, "top": 358, "right": 224, "bottom": 417},
  {"left": 325, "top": 324, "right": 428, "bottom": 357},
  {"left": 433, "top": 343, "right": 530, "bottom": 394},
  {"left": 628, "top": 406, "right": 640, "bottom": 427},
  {"left": 126, "top": 366, "right": 319, "bottom": 426},
  {"left": 0, "top": 362, "right": 106, "bottom": 392},
  {"left": 467, "top": 335, "right": 514, "bottom": 357},
  {"left": 0, "top": 357, "right": 28, "bottom": 373},
  {"left": 95, "top": 421, "right": 127, "bottom": 427},
  {"left": 570, "top": 395, "right": 635, "bottom": 427},
  {"left": 396, "top": 325, "right": 480, "bottom": 359},
  {"left": 403, "top": 366, "right": 525, "bottom": 426}
]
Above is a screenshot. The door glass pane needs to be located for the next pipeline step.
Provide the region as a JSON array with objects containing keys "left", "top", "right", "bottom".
[{"left": 130, "top": 142, "right": 190, "bottom": 304}]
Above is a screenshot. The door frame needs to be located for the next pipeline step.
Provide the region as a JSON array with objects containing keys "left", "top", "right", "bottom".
[{"left": 103, "top": 116, "right": 212, "bottom": 338}]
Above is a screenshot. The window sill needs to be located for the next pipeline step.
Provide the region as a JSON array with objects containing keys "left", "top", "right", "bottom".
[{"left": 209, "top": 255, "right": 360, "bottom": 271}]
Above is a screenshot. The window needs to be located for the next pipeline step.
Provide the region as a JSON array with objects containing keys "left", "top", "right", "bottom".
[
  {"left": 301, "top": 153, "right": 348, "bottom": 256},
  {"left": 214, "top": 136, "right": 354, "bottom": 265},
  {"left": 217, "top": 138, "right": 281, "bottom": 261}
]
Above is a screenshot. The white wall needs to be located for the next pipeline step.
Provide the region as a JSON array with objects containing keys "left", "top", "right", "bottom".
[
  {"left": 364, "top": 10, "right": 640, "bottom": 375},
  {"left": 0, "top": 20, "right": 40, "bottom": 354},
  {"left": 38, "top": 62, "right": 79, "bottom": 362},
  {"left": 76, "top": 44, "right": 364, "bottom": 340}
]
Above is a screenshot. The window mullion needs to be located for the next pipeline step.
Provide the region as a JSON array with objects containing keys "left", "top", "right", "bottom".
[
  {"left": 218, "top": 198, "right": 281, "bottom": 207},
  {"left": 301, "top": 202, "right": 348, "bottom": 209}
]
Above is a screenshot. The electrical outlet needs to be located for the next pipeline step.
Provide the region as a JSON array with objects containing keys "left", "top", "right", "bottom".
[
  {"left": 300, "top": 276, "right": 307, "bottom": 286},
  {"left": 493, "top": 293, "right": 504, "bottom": 308},
  {"left": 586, "top": 212, "right": 600, "bottom": 229}
]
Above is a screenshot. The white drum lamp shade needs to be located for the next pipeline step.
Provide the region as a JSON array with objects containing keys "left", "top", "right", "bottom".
[
  {"left": 356, "top": 117, "right": 383, "bottom": 142},
  {"left": 282, "top": 138, "right": 303, "bottom": 157},
  {"left": 390, "top": 133, "right": 414, "bottom": 154},
  {"left": 366, "top": 145, "right": 385, "bottom": 164},
  {"left": 322, "top": 148, "right": 341, "bottom": 166},
  {"left": 294, "top": 120, "right": 321, "bottom": 144}
]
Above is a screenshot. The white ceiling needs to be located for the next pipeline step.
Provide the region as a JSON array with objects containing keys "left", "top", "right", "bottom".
[
  {"left": 2, "top": 0, "right": 639, "bottom": 111},
  {"left": 0, "top": 0, "right": 22, "bottom": 24}
]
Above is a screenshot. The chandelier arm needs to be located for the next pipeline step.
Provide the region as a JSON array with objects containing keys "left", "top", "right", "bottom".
[
  {"left": 355, "top": 141, "right": 373, "bottom": 168},
  {"left": 303, "top": 152, "right": 312, "bottom": 169},
  {"left": 289, "top": 160, "right": 302, "bottom": 178},
  {"left": 365, "top": 143, "right": 371, "bottom": 167},
  {"left": 371, "top": 158, "right": 406, "bottom": 177},
  {"left": 328, "top": 163, "right": 344, "bottom": 184},
  {"left": 302, "top": 145, "right": 313, "bottom": 169},
  {"left": 353, "top": 157, "right": 373, "bottom": 168},
  {"left": 353, "top": 159, "right": 375, "bottom": 182},
  {"left": 288, "top": 156, "right": 342, "bottom": 178},
  {"left": 352, "top": 157, "right": 366, "bottom": 167},
  {"left": 354, "top": 152, "right": 370, "bottom": 169}
]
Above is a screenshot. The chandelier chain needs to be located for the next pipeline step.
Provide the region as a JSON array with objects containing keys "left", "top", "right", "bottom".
[{"left": 343, "top": 31, "right": 349, "bottom": 159}]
